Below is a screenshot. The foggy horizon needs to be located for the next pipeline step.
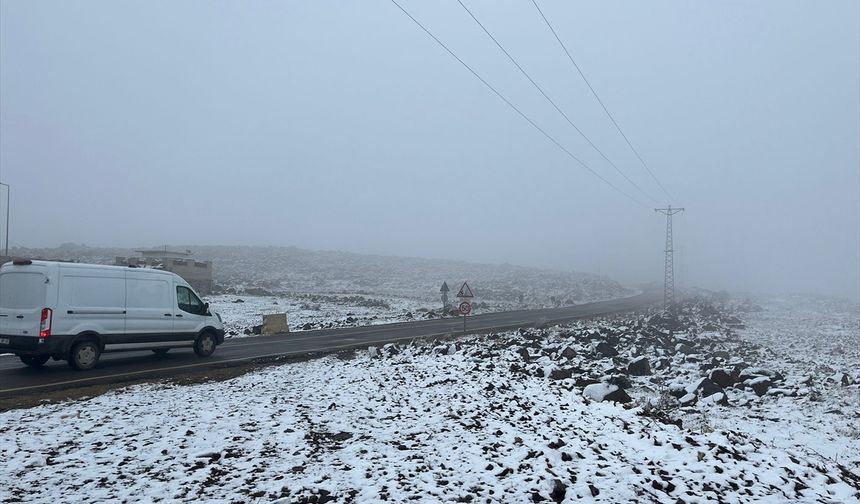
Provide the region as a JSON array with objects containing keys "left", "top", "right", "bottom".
[{"left": 1, "top": 1, "right": 858, "bottom": 301}]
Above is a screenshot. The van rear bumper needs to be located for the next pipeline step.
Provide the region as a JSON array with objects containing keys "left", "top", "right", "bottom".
[{"left": 0, "top": 334, "right": 73, "bottom": 357}]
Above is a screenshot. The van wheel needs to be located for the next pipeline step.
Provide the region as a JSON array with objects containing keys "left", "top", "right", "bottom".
[
  {"left": 20, "top": 355, "right": 50, "bottom": 367},
  {"left": 152, "top": 348, "right": 170, "bottom": 355},
  {"left": 194, "top": 332, "right": 216, "bottom": 357},
  {"left": 70, "top": 341, "right": 100, "bottom": 370}
]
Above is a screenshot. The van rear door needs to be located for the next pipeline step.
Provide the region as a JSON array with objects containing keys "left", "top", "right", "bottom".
[{"left": 0, "top": 270, "right": 47, "bottom": 338}]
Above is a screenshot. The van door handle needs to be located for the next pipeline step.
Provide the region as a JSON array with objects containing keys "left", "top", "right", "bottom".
[
  {"left": 16, "top": 315, "right": 24, "bottom": 319},
  {"left": 164, "top": 314, "right": 172, "bottom": 317},
  {"left": 175, "top": 314, "right": 183, "bottom": 318}
]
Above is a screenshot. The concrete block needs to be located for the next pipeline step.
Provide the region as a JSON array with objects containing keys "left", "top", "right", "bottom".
[{"left": 262, "top": 313, "right": 289, "bottom": 335}]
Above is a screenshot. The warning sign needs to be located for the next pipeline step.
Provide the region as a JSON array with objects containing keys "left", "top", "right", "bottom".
[{"left": 456, "top": 282, "right": 474, "bottom": 298}]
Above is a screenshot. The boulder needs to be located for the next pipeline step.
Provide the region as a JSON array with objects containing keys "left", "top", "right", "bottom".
[
  {"left": 700, "top": 392, "right": 729, "bottom": 406},
  {"left": 604, "top": 387, "right": 633, "bottom": 403},
  {"left": 628, "top": 357, "right": 651, "bottom": 376},
  {"left": 593, "top": 341, "right": 618, "bottom": 357},
  {"left": 748, "top": 376, "right": 772, "bottom": 397},
  {"left": 676, "top": 343, "right": 696, "bottom": 355},
  {"left": 550, "top": 480, "right": 566, "bottom": 503},
  {"left": 549, "top": 368, "right": 574, "bottom": 381},
  {"left": 687, "top": 378, "right": 723, "bottom": 398},
  {"left": 583, "top": 383, "right": 631, "bottom": 403},
  {"left": 561, "top": 347, "right": 577, "bottom": 360},
  {"left": 516, "top": 348, "right": 532, "bottom": 363},
  {"left": 606, "top": 374, "right": 632, "bottom": 390},
  {"left": 708, "top": 368, "right": 734, "bottom": 389},
  {"left": 679, "top": 393, "right": 697, "bottom": 406},
  {"left": 575, "top": 377, "right": 600, "bottom": 388}
]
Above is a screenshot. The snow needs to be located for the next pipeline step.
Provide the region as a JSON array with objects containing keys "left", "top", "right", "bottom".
[
  {"left": 1, "top": 294, "right": 858, "bottom": 502},
  {"left": 582, "top": 383, "right": 618, "bottom": 402},
  {"left": 207, "top": 293, "right": 427, "bottom": 338}
]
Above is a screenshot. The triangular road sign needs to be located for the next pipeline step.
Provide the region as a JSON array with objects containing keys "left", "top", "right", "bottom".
[
  {"left": 456, "top": 281, "right": 474, "bottom": 298},
  {"left": 440, "top": 282, "right": 450, "bottom": 293}
]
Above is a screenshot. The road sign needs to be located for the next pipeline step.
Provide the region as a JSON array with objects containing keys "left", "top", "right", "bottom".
[
  {"left": 440, "top": 282, "right": 450, "bottom": 293},
  {"left": 459, "top": 301, "right": 472, "bottom": 315},
  {"left": 456, "top": 282, "right": 474, "bottom": 298}
]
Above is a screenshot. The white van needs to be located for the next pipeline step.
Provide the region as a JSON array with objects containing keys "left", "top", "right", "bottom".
[{"left": 0, "top": 260, "right": 225, "bottom": 370}]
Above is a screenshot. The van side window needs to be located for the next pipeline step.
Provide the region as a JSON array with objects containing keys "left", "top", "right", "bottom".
[{"left": 176, "top": 286, "right": 204, "bottom": 315}]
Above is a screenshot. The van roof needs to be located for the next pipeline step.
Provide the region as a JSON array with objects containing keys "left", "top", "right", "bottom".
[{"left": 1, "top": 260, "right": 179, "bottom": 279}]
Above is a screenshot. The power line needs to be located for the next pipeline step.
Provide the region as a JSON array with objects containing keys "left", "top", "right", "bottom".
[
  {"left": 531, "top": 0, "right": 674, "bottom": 202},
  {"left": 388, "top": 0, "right": 646, "bottom": 207},
  {"left": 455, "top": 0, "right": 657, "bottom": 204}
]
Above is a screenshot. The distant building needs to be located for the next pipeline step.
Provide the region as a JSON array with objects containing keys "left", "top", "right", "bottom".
[{"left": 116, "top": 247, "right": 214, "bottom": 294}]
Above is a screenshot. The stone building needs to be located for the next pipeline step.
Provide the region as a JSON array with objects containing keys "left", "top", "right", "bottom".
[{"left": 116, "top": 247, "right": 214, "bottom": 294}]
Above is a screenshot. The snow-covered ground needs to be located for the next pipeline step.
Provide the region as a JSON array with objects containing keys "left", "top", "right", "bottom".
[
  {"left": 1, "top": 295, "right": 858, "bottom": 503},
  {"left": 207, "top": 294, "right": 429, "bottom": 338}
]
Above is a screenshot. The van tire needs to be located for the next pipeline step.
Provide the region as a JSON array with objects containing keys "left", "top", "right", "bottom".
[
  {"left": 70, "top": 341, "right": 100, "bottom": 370},
  {"left": 194, "top": 332, "right": 216, "bottom": 357},
  {"left": 20, "top": 355, "right": 50, "bottom": 367}
]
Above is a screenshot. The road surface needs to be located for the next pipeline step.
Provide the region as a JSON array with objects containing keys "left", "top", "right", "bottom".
[{"left": 0, "top": 292, "right": 660, "bottom": 398}]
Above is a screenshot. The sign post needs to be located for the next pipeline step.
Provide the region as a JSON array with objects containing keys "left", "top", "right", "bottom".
[{"left": 456, "top": 281, "right": 474, "bottom": 334}]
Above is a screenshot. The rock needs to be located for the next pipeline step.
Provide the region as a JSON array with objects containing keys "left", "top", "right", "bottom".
[
  {"left": 700, "top": 392, "right": 729, "bottom": 406},
  {"left": 628, "top": 357, "right": 651, "bottom": 376},
  {"left": 561, "top": 347, "right": 577, "bottom": 360},
  {"left": 606, "top": 375, "right": 632, "bottom": 389},
  {"left": 252, "top": 324, "right": 263, "bottom": 335},
  {"left": 686, "top": 378, "right": 723, "bottom": 398},
  {"left": 367, "top": 346, "right": 380, "bottom": 358},
  {"left": 575, "top": 377, "right": 600, "bottom": 388},
  {"left": 679, "top": 393, "right": 697, "bottom": 406},
  {"left": 233, "top": 298, "right": 245, "bottom": 303},
  {"left": 676, "top": 343, "right": 696, "bottom": 355},
  {"left": 604, "top": 388, "right": 632, "bottom": 403},
  {"left": 550, "top": 480, "right": 566, "bottom": 503},
  {"left": 655, "top": 358, "right": 672, "bottom": 371},
  {"left": 593, "top": 341, "right": 618, "bottom": 357},
  {"left": 668, "top": 385, "right": 687, "bottom": 399},
  {"left": 748, "top": 376, "right": 772, "bottom": 397},
  {"left": 517, "top": 348, "right": 532, "bottom": 363},
  {"left": 711, "top": 350, "right": 730, "bottom": 360},
  {"left": 708, "top": 368, "right": 734, "bottom": 389},
  {"left": 832, "top": 372, "right": 852, "bottom": 386},
  {"left": 583, "top": 383, "right": 631, "bottom": 403},
  {"left": 549, "top": 368, "right": 574, "bottom": 381}
]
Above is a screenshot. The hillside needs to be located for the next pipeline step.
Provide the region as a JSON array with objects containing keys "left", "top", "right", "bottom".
[{"left": 7, "top": 244, "right": 633, "bottom": 308}]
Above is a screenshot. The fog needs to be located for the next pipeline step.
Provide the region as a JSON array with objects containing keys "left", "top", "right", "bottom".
[{"left": 1, "top": 1, "right": 858, "bottom": 300}]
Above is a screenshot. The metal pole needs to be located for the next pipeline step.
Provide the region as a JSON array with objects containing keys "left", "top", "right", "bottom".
[
  {"left": 0, "top": 183, "right": 8, "bottom": 256},
  {"left": 655, "top": 205, "right": 684, "bottom": 308}
]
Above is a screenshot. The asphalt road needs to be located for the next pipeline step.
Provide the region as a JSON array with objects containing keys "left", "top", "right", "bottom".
[{"left": 0, "top": 292, "right": 661, "bottom": 398}]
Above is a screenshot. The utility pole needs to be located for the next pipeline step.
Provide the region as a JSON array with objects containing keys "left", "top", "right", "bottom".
[
  {"left": 655, "top": 205, "right": 684, "bottom": 308},
  {"left": 0, "top": 183, "right": 8, "bottom": 256}
]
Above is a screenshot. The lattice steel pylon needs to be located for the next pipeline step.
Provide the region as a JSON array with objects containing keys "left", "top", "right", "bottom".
[{"left": 655, "top": 205, "right": 684, "bottom": 308}]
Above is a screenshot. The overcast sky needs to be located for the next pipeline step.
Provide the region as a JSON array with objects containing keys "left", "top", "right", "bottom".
[{"left": 1, "top": 0, "right": 858, "bottom": 300}]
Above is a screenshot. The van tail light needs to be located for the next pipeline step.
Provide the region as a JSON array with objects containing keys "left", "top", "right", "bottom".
[{"left": 39, "top": 308, "right": 52, "bottom": 338}]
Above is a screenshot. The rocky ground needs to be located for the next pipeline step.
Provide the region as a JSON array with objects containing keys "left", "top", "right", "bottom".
[
  {"left": 0, "top": 295, "right": 857, "bottom": 503},
  {"left": 208, "top": 293, "right": 428, "bottom": 338}
]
